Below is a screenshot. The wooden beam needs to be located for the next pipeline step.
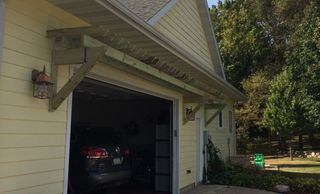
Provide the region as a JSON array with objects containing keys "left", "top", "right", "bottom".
[
  {"left": 49, "top": 35, "right": 220, "bottom": 111},
  {"left": 82, "top": 35, "right": 216, "bottom": 98},
  {"left": 205, "top": 103, "right": 226, "bottom": 127},
  {"left": 54, "top": 47, "right": 104, "bottom": 65},
  {"left": 49, "top": 47, "right": 105, "bottom": 111},
  {"left": 205, "top": 103, "right": 226, "bottom": 110},
  {"left": 184, "top": 97, "right": 202, "bottom": 103}
]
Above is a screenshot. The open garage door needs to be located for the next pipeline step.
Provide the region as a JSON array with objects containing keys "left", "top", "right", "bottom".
[{"left": 67, "top": 78, "right": 173, "bottom": 194}]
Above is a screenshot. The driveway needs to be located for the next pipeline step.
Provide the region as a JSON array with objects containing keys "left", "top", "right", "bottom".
[{"left": 184, "top": 185, "right": 279, "bottom": 194}]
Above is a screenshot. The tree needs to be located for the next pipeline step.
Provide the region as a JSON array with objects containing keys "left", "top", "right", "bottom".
[
  {"left": 237, "top": 71, "right": 271, "bottom": 138},
  {"left": 285, "top": 2, "right": 320, "bottom": 147},
  {"left": 211, "top": 0, "right": 320, "bottom": 152},
  {"left": 210, "top": 0, "right": 272, "bottom": 88},
  {"left": 210, "top": 0, "right": 311, "bottom": 88},
  {"left": 263, "top": 67, "right": 312, "bottom": 151}
]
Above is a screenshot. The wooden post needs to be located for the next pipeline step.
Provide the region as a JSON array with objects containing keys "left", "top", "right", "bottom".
[{"left": 289, "top": 140, "right": 293, "bottom": 161}]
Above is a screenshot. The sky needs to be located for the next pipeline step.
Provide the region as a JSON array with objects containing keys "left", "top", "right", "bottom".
[{"left": 207, "top": 0, "right": 219, "bottom": 7}]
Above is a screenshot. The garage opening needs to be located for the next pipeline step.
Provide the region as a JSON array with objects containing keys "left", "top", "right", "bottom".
[{"left": 68, "top": 78, "right": 173, "bottom": 194}]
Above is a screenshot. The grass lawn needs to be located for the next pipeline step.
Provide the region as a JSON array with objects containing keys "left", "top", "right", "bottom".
[{"left": 265, "top": 156, "right": 320, "bottom": 175}]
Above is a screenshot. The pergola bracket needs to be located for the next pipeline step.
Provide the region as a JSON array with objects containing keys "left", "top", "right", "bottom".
[
  {"left": 48, "top": 34, "right": 221, "bottom": 112},
  {"left": 205, "top": 103, "right": 226, "bottom": 127},
  {"left": 49, "top": 47, "right": 106, "bottom": 111}
]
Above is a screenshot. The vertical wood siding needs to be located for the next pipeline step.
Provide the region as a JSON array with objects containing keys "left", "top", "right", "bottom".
[
  {"left": 154, "top": 0, "right": 214, "bottom": 71},
  {"left": 0, "top": 0, "right": 86, "bottom": 193}
]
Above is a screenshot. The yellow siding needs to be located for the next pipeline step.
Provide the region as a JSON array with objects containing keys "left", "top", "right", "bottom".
[
  {"left": 0, "top": 0, "right": 87, "bottom": 193},
  {"left": 154, "top": 0, "right": 214, "bottom": 70},
  {"left": 179, "top": 103, "right": 196, "bottom": 188},
  {"left": 206, "top": 101, "right": 237, "bottom": 160},
  {"left": 0, "top": 0, "right": 229, "bottom": 192}
]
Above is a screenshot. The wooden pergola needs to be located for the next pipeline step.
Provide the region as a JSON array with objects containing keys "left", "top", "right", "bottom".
[{"left": 47, "top": 0, "right": 246, "bottom": 125}]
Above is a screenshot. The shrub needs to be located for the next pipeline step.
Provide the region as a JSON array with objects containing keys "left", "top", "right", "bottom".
[
  {"left": 206, "top": 139, "right": 225, "bottom": 173},
  {"left": 208, "top": 164, "right": 320, "bottom": 194},
  {"left": 290, "top": 178, "right": 320, "bottom": 194}
]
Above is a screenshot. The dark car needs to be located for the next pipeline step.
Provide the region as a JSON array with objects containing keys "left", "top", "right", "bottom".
[{"left": 68, "top": 126, "right": 132, "bottom": 194}]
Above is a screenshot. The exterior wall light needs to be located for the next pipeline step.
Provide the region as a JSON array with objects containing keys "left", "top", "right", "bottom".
[
  {"left": 31, "top": 66, "right": 54, "bottom": 99},
  {"left": 185, "top": 106, "right": 195, "bottom": 121}
]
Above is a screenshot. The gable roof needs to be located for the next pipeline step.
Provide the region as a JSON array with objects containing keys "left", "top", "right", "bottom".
[
  {"left": 146, "top": 0, "right": 226, "bottom": 79},
  {"left": 113, "top": 0, "right": 225, "bottom": 79},
  {"left": 116, "top": 0, "right": 171, "bottom": 21}
]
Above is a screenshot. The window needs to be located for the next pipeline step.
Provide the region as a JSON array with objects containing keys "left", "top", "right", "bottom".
[
  {"left": 228, "top": 111, "right": 233, "bottom": 133},
  {"left": 218, "top": 111, "right": 223, "bottom": 128}
]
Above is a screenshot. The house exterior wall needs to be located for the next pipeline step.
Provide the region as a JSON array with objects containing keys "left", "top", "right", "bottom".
[
  {"left": 0, "top": 0, "right": 237, "bottom": 193},
  {"left": 0, "top": 0, "right": 86, "bottom": 193},
  {"left": 179, "top": 107, "right": 197, "bottom": 188},
  {"left": 205, "top": 100, "right": 237, "bottom": 160},
  {"left": 154, "top": 0, "right": 215, "bottom": 71}
]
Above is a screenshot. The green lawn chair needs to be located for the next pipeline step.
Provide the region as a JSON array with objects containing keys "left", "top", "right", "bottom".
[{"left": 254, "top": 153, "right": 265, "bottom": 168}]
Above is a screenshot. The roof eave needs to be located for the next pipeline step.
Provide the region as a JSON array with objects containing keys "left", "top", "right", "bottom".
[
  {"left": 98, "top": 0, "right": 247, "bottom": 102},
  {"left": 50, "top": 0, "right": 246, "bottom": 102}
]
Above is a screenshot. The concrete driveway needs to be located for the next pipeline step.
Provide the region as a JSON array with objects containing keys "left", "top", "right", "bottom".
[{"left": 184, "top": 185, "right": 279, "bottom": 194}]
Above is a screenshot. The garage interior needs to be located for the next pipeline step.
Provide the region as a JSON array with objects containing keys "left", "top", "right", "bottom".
[{"left": 68, "top": 78, "right": 173, "bottom": 194}]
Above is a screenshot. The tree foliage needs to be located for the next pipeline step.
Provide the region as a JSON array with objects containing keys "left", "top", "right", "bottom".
[
  {"left": 210, "top": 0, "right": 271, "bottom": 87},
  {"left": 211, "top": 0, "right": 320, "bottom": 143},
  {"left": 237, "top": 72, "right": 271, "bottom": 138},
  {"left": 263, "top": 68, "right": 308, "bottom": 138},
  {"left": 263, "top": 1, "right": 320, "bottom": 139}
]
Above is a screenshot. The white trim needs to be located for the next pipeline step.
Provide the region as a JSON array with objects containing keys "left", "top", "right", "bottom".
[
  {"left": 63, "top": 68, "right": 74, "bottom": 194},
  {"left": 0, "top": 0, "right": 6, "bottom": 73},
  {"left": 195, "top": 117, "right": 204, "bottom": 183},
  {"left": 197, "top": 0, "right": 226, "bottom": 79},
  {"left": 63, "top": 66, "right": 180, "bottom": 194},
  {"left": 228, "top": 110, "right": 234, "bottom": 133},
  {"left": 147, "top": 0, "right": 177, "bottom": 26},
  {"left": 172, "top": 98, "right": 180, "bottom": 194}
]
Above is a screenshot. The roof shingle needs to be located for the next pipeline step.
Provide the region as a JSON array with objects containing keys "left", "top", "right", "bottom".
[{"left": 116, "top": 0, "right": 170, "bottom": 21}]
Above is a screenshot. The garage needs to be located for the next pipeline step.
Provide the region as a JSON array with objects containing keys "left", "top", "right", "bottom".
[{"left": 67, "top": 78, "right": 174, "bottom": 194}]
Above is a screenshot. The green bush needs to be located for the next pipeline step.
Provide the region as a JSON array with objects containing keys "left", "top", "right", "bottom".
[
  {"left": 290, "top": 178, "right": 320, "bottom": 194},
  {"left": 206, "top": 139, "right": 225, "bottom": 173},
  {"left": 253, "top": 174, "right": 290, "bottom": 190},
  {"left": 231, "top": 173, "right": 256, "bottom": 187},
  {"left": 208, "top": 164, "right": 320, "bottom": 194}
]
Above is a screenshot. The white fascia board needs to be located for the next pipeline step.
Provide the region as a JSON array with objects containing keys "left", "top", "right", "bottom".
[
  {"left": 197, "top": 0, "right": 226, "bottom": 79},
  {"left": 147, "top": 0, "right": 177, "bottom": 26}
]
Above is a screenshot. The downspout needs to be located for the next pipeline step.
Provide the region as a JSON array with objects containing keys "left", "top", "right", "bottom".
[{"left": 0, "top": 0, "right": 6, "bottom": 73}]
